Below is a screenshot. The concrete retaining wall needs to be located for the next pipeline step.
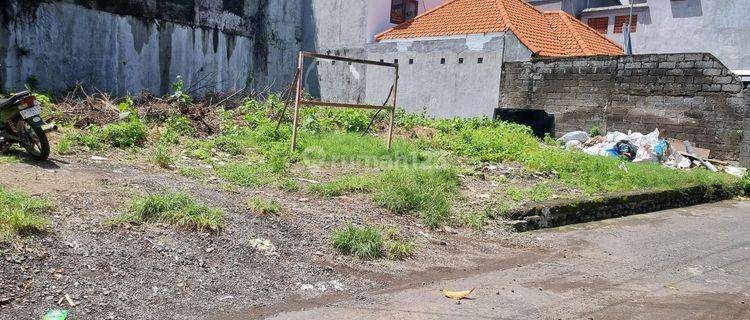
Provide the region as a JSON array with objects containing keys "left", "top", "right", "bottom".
[
  {"left": 510, "top": 184, "right": 738, "bottom": 231},
  {"left": 0, "top": 0, "right": 302, "bottom": 95},
  {"left": 499, "top": 53, "right": 750, "bottom": 162}
]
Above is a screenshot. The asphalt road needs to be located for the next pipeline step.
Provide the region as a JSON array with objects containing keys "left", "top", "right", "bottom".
[{"left": 267, "top": 200, "right": 750, "bottom": 320}]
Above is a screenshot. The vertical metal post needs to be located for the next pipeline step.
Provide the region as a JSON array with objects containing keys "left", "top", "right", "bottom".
[
  {"left": 387, "top": 66, "right": 398, "bottom": 150},
  {"left": 291, "top": 51, "right": 304, "bottom": 152}
]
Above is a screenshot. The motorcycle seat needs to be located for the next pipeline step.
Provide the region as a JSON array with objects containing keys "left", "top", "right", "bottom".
[
  {"left": 0, "top": 98, "right": 13, "bottom": 108},
  {"left": 0, "top": 91, "right": 30, "bottom": 109}
]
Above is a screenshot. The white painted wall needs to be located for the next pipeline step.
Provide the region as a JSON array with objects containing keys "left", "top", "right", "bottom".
[{"left": 366, "top": 0, "right": 447, "bottom": 43}]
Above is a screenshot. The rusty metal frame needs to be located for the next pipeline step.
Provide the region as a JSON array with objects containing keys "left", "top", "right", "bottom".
[{"left": 290, "top": 51, "right": 398, "bottom": 152}]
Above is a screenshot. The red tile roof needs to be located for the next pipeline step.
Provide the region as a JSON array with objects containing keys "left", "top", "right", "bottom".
[{"left": 375, "top": 0, "right": 623, "bottom": 57}]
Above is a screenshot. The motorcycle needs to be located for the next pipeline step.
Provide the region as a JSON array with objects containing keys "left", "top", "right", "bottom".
[{"left": 0, "top": 90, "right": 50, "bottom": 160}]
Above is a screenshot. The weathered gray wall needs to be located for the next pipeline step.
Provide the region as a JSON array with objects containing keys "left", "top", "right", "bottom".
[
  {"left": 499, "top": 53, "right": 750, "bottom": 162},
  {"left": 580, "top": 0, "right": 750, "bottom": 70},
  {"left": 365, "top": 33, "right": 531, "bottom": 118},
  {"left": 0, "top": 0, "right": 302, "bottom": 95},
  {"left": 301, "top": 0, "right": 369, "bottom": 103}
]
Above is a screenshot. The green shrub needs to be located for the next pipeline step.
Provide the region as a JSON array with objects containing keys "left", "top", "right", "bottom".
[
  {"left": 331, "top": 223, "right": 383, "bottom": 260},
  {"left": 0, "top": 187, "right": 52, "bottom": 239},
  {"left": 373, "top": 167, "right": 459, "bottom": 228},
  {"left": 108, "top": 192, "right": 222, "bottom": 232},
  {"left": 248, "top": 196, "right": 281, "bottom": 215},
  {"left": 308, "top": 175, "right": 375, "bottom": 197}
]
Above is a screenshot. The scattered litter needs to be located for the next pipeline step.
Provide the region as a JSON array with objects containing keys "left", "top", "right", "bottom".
[
  {"left": 297, "top": 178, "right": 320, "bottom": 184},
  {"left": 300, "top": 280, "right": 345, "bottom": 292},
  {"left": 571, "top": 128, "right": 746, "bottom": 173},
  {"left": 557, "top": 131, "right": 589, "bottom": 144},
  {"left": 90, "top": 156, "right": 108, "bottom": 161},
  {"left": 442, "top": 288, "right": 475, "bottom": 303},
  {"left": 63, "top": 294, "right": 77, "bottom": 307},
  {"left": 218, "top": 295, "right": 236, "bottom": 301},
  {"left": 43, "top": 310, "right": 69, "bottom": 320},
  {"left": 249, "top": 238, "right": 277, "bottom": 255},
  {"left": 725, "top": 166, "right": 748, "bottom": 178}
]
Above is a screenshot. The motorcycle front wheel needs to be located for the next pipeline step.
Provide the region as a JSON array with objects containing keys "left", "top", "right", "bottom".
[{"left": 17, "top": 118, "right": 50, "bottom": 160}]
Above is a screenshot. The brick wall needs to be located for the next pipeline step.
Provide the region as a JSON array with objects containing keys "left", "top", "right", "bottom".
[{"left": 499, "top": 53, "right": 750, "bottom": 162}]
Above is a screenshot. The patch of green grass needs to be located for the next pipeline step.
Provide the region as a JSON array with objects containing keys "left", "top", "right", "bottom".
[
  {"left": 184, "top": 139, "right": 215, "bottom": 160},
  {"left": 107, "top": 192, "right": 222, "bottom": 232},
  {"left": 374, "top": 167, "right": 459, "bottom": 228},
  {"left": 177, "top": 166, "right": 208, "bottom": 180},
  {"left": 215, "top": 162, "right": 275, "bottom": 187},
  {"left": 55, "top": 134, "right": 74, "bottom": 155},
  {"left": 0, "top": 153, "right": 21, "bottom": 164},
  {"left": 380, "top": 226, "right": 415, "bottom": 260},
  {"left": 505, "top": 187, "right": 525, "bottom": 202},
  {"left": 529, "top": 184, "right": 553, "bottom": 202},
  {"left": 102, "top": 118, "right": 148, "bottom": 148},
  {"left": 308, "top": 175, "right": 375, "bottom": 197},
  {"left": 331, "top": 223, "right": 383, "bottom": 260},
  {"left": 248, "top": 196, "right": 281, "bottom": 215},
  {"left": 300, "top": 132, "right": 428, "bottom": 166},
  {"left": 278, "top": 179, "right": 300, "bottom": 192},
  {"left": 151, "top": 144, "right": 176, "bottom": 169},
  {"left": 0, "top": 187, "right": 52, "bottom": 239},
  {"left": 455, "top": 211, "right": 486, "bottom": 230},
  {"left": 384, "top": 239, "right": 415, "bottom": 260}
]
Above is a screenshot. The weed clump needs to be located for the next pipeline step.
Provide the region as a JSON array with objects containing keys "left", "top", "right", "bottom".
[
  {"left": 331, "top": 224, "right": 383, "bottom": 260},
  {"left": 151, "top": 144, "right": 176, "bottom": 169},
  {"left": 0, "top": 187, "right": 52, "bottom": 239},
  {"left": 308, "top": 175, "right": 375, "bottom": 197},
  {"left": 374, "top": 167, "right": 459, "bottom": 228},
  {"left": 248, "top": 196, "right": 282, "bottom": 215},
  {"left": 108, "top": 192, "right": 222, "bottom": 232}
]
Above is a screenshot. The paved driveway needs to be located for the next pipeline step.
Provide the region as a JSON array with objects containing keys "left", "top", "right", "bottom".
[{"left": 268, "top": 200, "right": 750, "bottom": 320}]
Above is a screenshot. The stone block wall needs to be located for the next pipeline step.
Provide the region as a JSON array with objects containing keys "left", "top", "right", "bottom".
[{"left": 499, "top": 53, "right": 750, "bottom": 162}]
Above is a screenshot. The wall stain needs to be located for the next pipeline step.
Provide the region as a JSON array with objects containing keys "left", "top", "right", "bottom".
[
  {"left": 158, "top": 21, "right": 174, "bottom": 95},
  {"left": 128, "top": 18, "right": 152, "bottom": 55},
  {"left": 252, "top": 0, "right": 269, "bottom": 84}
]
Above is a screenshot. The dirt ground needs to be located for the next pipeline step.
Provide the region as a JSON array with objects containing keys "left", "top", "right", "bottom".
[{"left": 0, "top": 149, "right": 552, "bottom": 320}]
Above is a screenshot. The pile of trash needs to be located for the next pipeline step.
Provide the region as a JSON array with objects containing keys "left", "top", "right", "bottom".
[{"left": 558, "top": 129, "right": 747, "bottom": 177}]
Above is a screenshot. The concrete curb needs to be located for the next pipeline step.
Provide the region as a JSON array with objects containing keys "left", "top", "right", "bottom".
[{"left": 508, "top": 184, "right": 738, "bottom": 231}]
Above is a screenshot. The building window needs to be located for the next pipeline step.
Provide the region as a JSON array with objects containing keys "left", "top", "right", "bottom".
[
  {"left": 587, "top": 17, "right": 609, "bottom": 34},
  {"left": 390, "top": 0, "right": 419, "bottom": 24},
  {"left": 477, "top": 57, "right": 483, "bottom": 64},
  {"left": 458, "top": 58, "right": 464, "bottom": 64},
  {"left": 394, "top": 59, "right": 399, "bottom": 64},
  {"left": 409, "top": 58, "right": 414, "bottom": 65},
  {"left": 440, "top": 58, "right": 445, "bottom": 64},
  {"left": 614, "top": 15, "right": 637, "bottom": 33}
]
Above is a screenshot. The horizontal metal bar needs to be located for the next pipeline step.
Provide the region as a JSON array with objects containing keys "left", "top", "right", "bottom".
[
  {"left": 299, "top": 99, "right": 394, "bottom": 110},
  {"left": 302, "top": 51, "right": 398, "bottom": 68}
]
